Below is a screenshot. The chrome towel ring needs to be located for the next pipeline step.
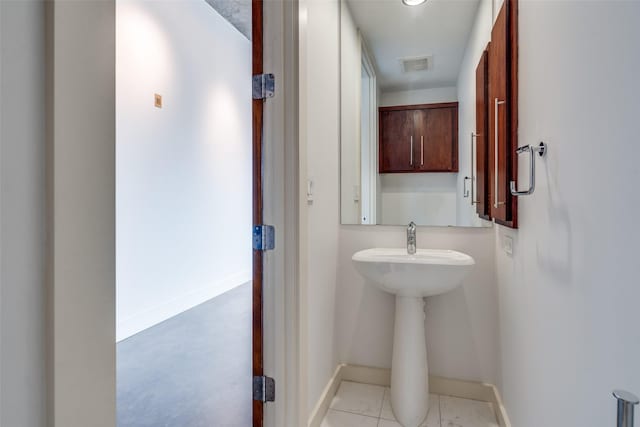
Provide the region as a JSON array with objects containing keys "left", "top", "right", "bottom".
[{"left": 510, "top": 142, "right": 547, "bottom": 196}]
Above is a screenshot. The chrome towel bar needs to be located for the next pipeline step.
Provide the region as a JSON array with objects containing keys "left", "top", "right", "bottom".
[{"left": 509, "top": 142, "right": 547, "bottom": 196}]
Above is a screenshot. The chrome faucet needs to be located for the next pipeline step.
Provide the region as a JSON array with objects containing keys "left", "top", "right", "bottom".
[{"left": 407, "top": 221, "right": 417, "bottom": 255}]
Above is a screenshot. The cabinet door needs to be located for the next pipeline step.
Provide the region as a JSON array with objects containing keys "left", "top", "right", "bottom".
[
  {"left": 414, "top": 106, "right": 458, "bottom": 172},
  {"left": 488, "top": 2, "right": 510, "bottom": 222},
  {"left": 475, "top": 48, "right": 490, "bottom": 219},
  {"left": 379, "top": 110, "right": 415, "bottom": 173}
]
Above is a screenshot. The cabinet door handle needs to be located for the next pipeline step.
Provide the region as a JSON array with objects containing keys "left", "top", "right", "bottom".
[
  {"left": 471, "top": 132, "right": 479, "bottom": 205},
  {"left": 463, "top": 176, "right": 471, "bottom": 197},
  {"left": 494, "top": 98, "right": 506, "bottom": 209},
  {"left": 420, "top": 136, "right": 424, "bottom": 166},
  {"left": 410, "top": 136, "right": 414, "bottom": 166}
]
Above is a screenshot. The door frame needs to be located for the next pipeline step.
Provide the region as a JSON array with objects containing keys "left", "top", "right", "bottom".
[
  {"left": 359, "top": 38, "right": 377, "bottom": 225},
  {"left": 253, "top": 0, "right": 265, "bottom": 424},
  {"left": 256, "top": 0, "right": 303, "bottom": 425},
  {"left": 262, "top": 0, "right": 307, "bottom": 427},
  {"left": 46, "top": 0, "right": 302, "bottom": 426}
]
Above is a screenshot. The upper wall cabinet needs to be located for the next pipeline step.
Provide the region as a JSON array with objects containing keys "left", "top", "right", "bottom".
[
  {"left": 379, "top": 103, "right": 459, "bottom": 173},
  {"left": 475, "top": 48, "right": 491, "bottom": 220},
  {"left": 488, "top": 0, "right": 519, "bottom": 228}
]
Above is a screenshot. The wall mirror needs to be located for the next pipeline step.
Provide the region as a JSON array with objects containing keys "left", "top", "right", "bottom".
[{"left": 340, "top": 0, "right": 491, "bottom": 227}]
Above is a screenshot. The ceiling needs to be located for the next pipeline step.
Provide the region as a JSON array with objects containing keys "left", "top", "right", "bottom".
[
  {"left": 346, "top": 0, "right": 480, "bottom": 92},
  {"left": 204, "top": 0, "right": 251, "bottom": 40}
]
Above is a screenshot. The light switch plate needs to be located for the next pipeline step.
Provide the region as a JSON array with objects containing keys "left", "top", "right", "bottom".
[
  {"left": 154, "top": 93, "right": 162, "bottom": 108},
  {"left": 504, "top": 235, "right": 513, "bottom": 255},
  {"left": 306, "top": 179, "right": 313, "bottom": 202}
]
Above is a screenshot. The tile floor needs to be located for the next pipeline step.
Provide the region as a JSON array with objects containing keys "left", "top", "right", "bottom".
[{"left": 321, "top": 381, "right": 499, "bottom": 427}]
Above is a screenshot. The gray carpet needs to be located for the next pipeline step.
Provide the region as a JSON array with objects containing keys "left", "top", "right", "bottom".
[{"left": 117, "top": 282, "right": 252, "bottom": 427}]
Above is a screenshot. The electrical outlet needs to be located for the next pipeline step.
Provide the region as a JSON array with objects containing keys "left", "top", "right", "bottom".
[{"left": 504, "top": 235, "right": 513, "bottom": 255}]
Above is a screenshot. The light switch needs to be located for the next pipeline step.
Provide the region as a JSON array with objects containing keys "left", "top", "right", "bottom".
[
  {"left": 306, "top": 179, "right": 313, "bottom": 202},
  {"left": 353, "top": 185, "right": 360, "bottom": 202},
  {"left": 154, "top": 93, "right": 162, "bottom": 108}
]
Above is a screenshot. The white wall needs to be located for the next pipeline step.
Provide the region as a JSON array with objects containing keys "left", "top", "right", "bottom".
[
  {"left": 379, "top": 174, "right": 457, "bottom": 225},
  {"left": 497, "top": 1, "right": 640, "bottom": 425},
  {"left": 380, "top": 86, "right": 457, "bottom": 107},
  {"left": 304, "top": 0, "right": 341, "bottom": 415},
  {"left": 0, "top": 1, "right": 47, "bottom": 425},
  {"left": 116, "top": 0, "right": 252, "bottom": 341}
]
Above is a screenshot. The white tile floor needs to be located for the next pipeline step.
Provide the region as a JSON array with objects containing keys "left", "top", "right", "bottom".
[{"left": 321, "top": 381, "right": 499, "bottom": 427}]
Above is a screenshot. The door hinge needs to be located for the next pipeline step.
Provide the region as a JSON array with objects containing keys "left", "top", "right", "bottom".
[
  {"left": 252, "top": 73, "right": 275, "bottom": 100},
  {"left": 253, "top": 375, "right": 275, "bottom": 402},
  {"left": 253, "top": 225, "right": 275, "bottom": 251}
]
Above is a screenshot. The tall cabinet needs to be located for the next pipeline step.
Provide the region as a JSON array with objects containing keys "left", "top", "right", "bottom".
[
  {"left": 478, "top": 0, "right": 519, "bottom": 228},
  {"left": 475, "top": 49, "right": 491, "bottom": 220}
]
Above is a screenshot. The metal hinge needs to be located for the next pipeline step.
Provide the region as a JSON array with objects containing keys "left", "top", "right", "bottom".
[
  {"left": 252, "top": 73, "right": 275, "bottom": 100},
  {"left": 253, "top": 375, "right": 275, "bottom": 402},
  {"left": 253, "top": 225, "right": 275, "bottom": 251}
]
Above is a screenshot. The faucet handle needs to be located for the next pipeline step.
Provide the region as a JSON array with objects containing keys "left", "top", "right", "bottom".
[{"left": 407, "top": 222, "right": 417, "bottom": 254}]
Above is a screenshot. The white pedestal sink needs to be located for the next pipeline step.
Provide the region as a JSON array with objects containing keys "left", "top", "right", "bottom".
[{"left": 352, "top": 248, "right": 475, "bottom": 427}]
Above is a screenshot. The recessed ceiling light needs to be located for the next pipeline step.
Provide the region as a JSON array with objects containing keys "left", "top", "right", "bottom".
[{"left": 402, "top": 0, "right": 427, "bottom": 6}]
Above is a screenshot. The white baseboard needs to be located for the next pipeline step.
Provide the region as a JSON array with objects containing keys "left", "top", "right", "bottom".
[
  {"left": 308, "top": 364, "right": 511, "bottom": 427},
  {"left": 428, "top": 375, "right": 512, "bottom": 427},
  {"left": 341, "top": 364, "right": 391, "bottom": 386},
  {"left": 491, "top": 384, "right": 512, "bottom": 427},
  {"left": 308, "top": 365, "right": 345, "bottom": 427},
  {"left": 116, "top": 271, "right": 251, "bottom": 342}
]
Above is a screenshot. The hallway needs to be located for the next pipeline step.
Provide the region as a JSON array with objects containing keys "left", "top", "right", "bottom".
[{"left": 117, "top": 282, "right": 251, "bottom": 427}]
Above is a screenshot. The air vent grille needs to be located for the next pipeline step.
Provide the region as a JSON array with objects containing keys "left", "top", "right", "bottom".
[{"left": 400, "top": 56, "right": 432, "bottom": 73}]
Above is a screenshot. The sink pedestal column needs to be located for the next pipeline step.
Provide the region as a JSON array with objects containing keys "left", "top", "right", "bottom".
[{"left": 391, "top": 296, "right": 429, "bottom": 427}]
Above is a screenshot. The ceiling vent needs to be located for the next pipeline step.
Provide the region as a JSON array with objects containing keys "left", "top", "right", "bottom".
[{"left": 400, "top": 55, "right": 432, "bottom": 73}]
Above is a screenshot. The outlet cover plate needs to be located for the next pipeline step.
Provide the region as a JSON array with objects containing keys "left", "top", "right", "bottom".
[{"left": 504, "top": 235, "right": 513, "bottom": 255}]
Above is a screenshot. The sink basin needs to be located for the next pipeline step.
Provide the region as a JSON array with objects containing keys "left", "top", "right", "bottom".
[
  {"left": 352, "top": 248, "right": 475, "bottom": 297},
  {"left": 352, "top": 247, "right": 475, "bottom": 427}
]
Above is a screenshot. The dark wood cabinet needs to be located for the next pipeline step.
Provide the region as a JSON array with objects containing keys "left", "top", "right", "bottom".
[
  {"left": 379, "top": 103, "right": 458, "bottom": 173},
  {"left": 487, "top": 0, "right": 518, "bottom": 228},
  {"left": 475, "top": 47, "right": 491, "bottom": 220},
  {"left": 416, "top": 107, "right": 458, "bottom": 172},
  {"left": 379, "top": 109, "right": 415, "bottom": 173}
]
